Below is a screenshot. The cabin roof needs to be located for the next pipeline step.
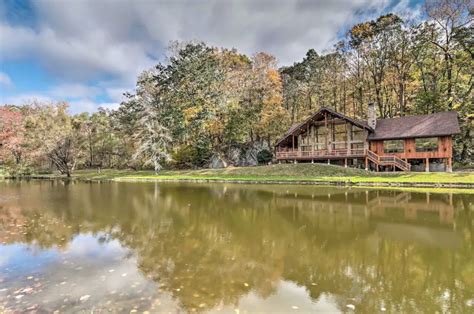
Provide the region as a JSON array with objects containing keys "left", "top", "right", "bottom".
[
  {"left": 368, "top": 111, "right": 461, "bottom": 140},
  {"left": 275, "top": 107, "right": 372, "bottom": 147}
]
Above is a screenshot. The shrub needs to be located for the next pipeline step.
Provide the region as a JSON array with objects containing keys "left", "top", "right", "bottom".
[
  {"left": 4, "top": 165, "right": 33, "bottom": 177},
  {"left": 257, "top": 149, "right": 273, "bottom": 164}
]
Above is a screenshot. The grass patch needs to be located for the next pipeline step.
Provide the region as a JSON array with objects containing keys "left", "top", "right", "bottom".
[{"left": 13, "top": 163, "right": 472, "bottom": 188}]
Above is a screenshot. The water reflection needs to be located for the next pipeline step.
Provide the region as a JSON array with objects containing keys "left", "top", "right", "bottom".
[{"left": 0, "top": 181, "right": 473, "bottom": 312}]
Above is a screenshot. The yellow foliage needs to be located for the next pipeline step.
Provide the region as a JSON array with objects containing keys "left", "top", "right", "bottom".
[{"left": 183, "top": 107, "right": 202, "bottom": 124}]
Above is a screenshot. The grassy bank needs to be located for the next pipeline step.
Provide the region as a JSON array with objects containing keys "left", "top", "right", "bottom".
[{"left": 6, "top": 164, "right": 473, "bottom": 189}]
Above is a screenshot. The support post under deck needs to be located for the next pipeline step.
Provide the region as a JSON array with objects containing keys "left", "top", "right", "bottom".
[{"left": 447, "top": 158, "right": 452, "bottom": 172}]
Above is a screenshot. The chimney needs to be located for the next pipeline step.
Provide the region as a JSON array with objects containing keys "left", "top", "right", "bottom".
[{"left": 368, "top": 103, "right": 376, "bottom": 129}]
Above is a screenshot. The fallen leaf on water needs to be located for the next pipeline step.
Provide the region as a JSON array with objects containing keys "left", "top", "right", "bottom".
[{"left": 79, "top": 295, "right": 90, "bottom": 302}]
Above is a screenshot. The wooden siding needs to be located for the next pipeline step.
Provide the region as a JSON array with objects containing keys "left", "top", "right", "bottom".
[
  {"left": 369, "top": 136, "right": 453, "bottom": 159},
  {"left": 277, "top": 111, "right": 368, "bottom": 154}
]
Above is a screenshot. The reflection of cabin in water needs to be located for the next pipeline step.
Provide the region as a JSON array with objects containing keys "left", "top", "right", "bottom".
[
  {"left": 276, "top": 189, "right": 456, "bottom": 227},
  {"left": 275, "top": 104, "right": 460, "bottom": 172},
  {"left": 274, "top": 188, "right": 463, "bottom": 248}
]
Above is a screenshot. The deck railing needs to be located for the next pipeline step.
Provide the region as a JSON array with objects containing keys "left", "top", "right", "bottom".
[
  {"left": 276, "top": 148, "right": 366, "bottom": 159},
  {"left": 277, "top": 148, "right": 411, "bottom": 171}
]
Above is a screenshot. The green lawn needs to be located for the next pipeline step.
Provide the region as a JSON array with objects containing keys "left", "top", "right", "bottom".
[{"left": 20, "top": 163, "right": 473, "bottom": 187}]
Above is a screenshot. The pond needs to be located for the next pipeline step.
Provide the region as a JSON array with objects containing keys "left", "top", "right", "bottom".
[{"left": 0, "top": 181, "right": 472, "bottom": 313}]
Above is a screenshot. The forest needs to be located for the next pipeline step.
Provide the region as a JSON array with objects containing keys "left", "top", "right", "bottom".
[{"left": 0, "top": 0, "right": 472, "bottom": 176}]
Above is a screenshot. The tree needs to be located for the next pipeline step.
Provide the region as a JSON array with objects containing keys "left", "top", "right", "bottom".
[
  {"left": 349, "top": 14, "right": 404, "bottom": 118},
  {"left": 249, "top": 52, "right": 289, "bottom": 143},
  {"left": 130, "top": 70, "right": 173, "bottom": 173},
  {"left": 133, "top": 113, "right": 172, "bottom": 173},
  {"left": 424, "top": 0, "right": 472, "bottom": 109},
  {"left": 0, "top": 106, "right": 25, "bottom": 165},
  {"left": 25, "top": 103, "right": 83, "bottom": 177}
]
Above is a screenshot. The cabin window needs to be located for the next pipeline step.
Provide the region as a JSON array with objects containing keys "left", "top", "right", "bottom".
[
  {"left": 333, "top": 124, "right": 347, "bottom": 142},
  {"left": 332, "top": 124, "right": 347, "bottom": 150},
  {"left": 384, "top": 140, "right": 404, "bottom": 153},
  {"left": 351, "top": 126, "right": 365, "bottom": 141},
  {"left": 416, "top": 137, "right": 438, "bottom": 152},
  {"left": 314, "top": 126, "right": 327, "bottom": 149}
]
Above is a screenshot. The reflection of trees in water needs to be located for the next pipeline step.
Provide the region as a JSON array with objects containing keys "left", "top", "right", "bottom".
[{"left": 1, "top": 181, "right": 473, "bottom": 312}]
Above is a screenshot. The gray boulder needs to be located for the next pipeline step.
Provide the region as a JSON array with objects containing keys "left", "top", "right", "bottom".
[
  {"left": 234, "top": 141, "right": 271, "bottom": 167},
  {"left": 208, "top": 154, "right": 228, "bottom": 169}
]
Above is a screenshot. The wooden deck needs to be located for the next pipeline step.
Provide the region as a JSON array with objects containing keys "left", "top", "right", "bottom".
[
  {"left": 276, "top": 148, "right": 366, "bottom": 160},
  {"left": 276, "top": 149, "right": 411, "bottom": 171}
]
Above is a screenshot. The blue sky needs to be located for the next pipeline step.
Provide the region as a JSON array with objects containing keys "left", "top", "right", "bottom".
[{"left": 0, "top": 0, "right": 422, "bottom": 114}]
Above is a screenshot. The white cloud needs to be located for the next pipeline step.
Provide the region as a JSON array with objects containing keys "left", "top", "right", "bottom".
[
  {"left": 1, "top": 93, "right": 52, "bottom": 105},
  {"left": 0, "top": 72, "right": 12, "bottom": 87},
  {"left": 98, "top": 102, "right": 121, "bottom": 111},
  {"left": 49, "top": 83, "right": 102, "bottom": 99},
  {"left": 392, "top": 0, "right": 423, "bottom": 23},
  {"left": 1, "top": 0, "right": 395, "bottom": 79},
  {"left": 1, "top": 0, "right": 418, "bottom": 113},
  {"left": 104, "top": 87, "right": 129, "bottom": 103},
  {"left": 0, "top": 82, "right": 119, "bottom": 114},
  {"left": 68, "top": 99, "right": 120, "bottom": 114},
  {"left": 0, "top": 23, "right": 155, "bottom": 82}
]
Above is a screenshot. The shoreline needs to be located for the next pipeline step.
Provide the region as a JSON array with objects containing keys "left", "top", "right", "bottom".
[
  {"left": 2, "top": 174, "right": 473, "bottom": 193},
  {"left": 1, "top": 164, "right": 473, "bottom": 192},
  {"left": 114, "top": 177, "right": 474, "bottom": 189}
]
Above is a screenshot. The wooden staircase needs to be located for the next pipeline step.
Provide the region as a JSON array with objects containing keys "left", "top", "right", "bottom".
[{"left": 367, "top": 150, "right": 411, "bottom": 171}]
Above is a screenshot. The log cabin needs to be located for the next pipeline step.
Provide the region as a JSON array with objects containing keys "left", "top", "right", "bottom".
[{"left": 275, "top": 104, "right": 461, "bottom": 172}]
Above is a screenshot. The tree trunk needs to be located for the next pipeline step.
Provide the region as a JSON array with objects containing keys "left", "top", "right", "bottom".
[{"left": 445, "top": 53, "right": 453, "bottom": 110}]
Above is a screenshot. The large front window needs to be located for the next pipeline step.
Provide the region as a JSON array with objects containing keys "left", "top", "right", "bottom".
[
  {"left": 384, "top": 140, "right": 404, "bottom": 154},
  {"left": 332, "top": 124, "right": 347, "bottom": 150},
  {"left": 351, "top": 126, "right": 366, "bottom": 141},
  {"left": 416, "top": 137, "right": 438, "bottom": 152},
  {"left": 314, "top": 126, "right": 327, "bottom": 150}
]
